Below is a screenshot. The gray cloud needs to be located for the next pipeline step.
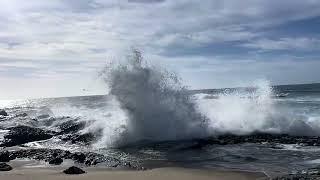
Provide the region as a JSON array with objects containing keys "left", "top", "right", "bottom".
[
  {"left": 0, "top": 0, "right": 320, "bottom": 98},
  {"left": 241, "top": 37, "right": 320, "bottom": 51}
]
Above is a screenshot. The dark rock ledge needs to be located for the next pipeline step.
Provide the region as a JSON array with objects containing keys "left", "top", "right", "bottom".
[
  {"left": 273, "top": 166, "right": 320, "bottom": 180},
  {"left": 0, "top": 109, "right": 8, "bottom": 116},
  {"left": 0, "top": 126, "right": 54, "bottom": 147},
  {"left": 0, "top": 148, "right": 142, "bottom": 170}
]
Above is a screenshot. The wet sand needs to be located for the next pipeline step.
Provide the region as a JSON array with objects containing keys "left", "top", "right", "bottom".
[
  {"left": 0, "top": 159, "right": 268, "bottom": 180},
  {"left": 0, "top": 166, "right": 267, "bottom": 180}
]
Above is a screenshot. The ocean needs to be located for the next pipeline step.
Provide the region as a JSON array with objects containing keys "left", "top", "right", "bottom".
[{"left": 1, "top": 55, "right": 320, "bottom": 177}]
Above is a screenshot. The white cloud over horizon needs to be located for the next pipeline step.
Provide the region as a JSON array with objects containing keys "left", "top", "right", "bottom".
[{"left": 0, "top": 0, "right": 320, "bottom": 99}]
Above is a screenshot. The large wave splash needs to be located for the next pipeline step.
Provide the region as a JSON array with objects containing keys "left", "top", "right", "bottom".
[
  {"left": 93, "top": 50, "right": 209, "bottom": 147},
  {"left": 197, "top": 80, "right": 320, "bottom": 137},
  {"left": 80, "top": 51, "right": 320, "bottom": 148},
  {"left": 197, "top": 80, "right": 280, "bottom": 135}
]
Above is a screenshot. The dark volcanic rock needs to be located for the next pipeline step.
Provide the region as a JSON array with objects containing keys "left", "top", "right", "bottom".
[
  {"left": 72, "top": 152, "right": 86, "bottom": 163},
  {"left": 63, "top": 166, "right": 85, "bottom": 174},
  {"left": 0, "top": 151, "right": 10, "bottom": 162},
  {"left": 60, "top": 133, "right": 98, "bottom": 144},
  {"left": 15, "top": 113, "right": 28, "bottom": 117},
  {"left": 273, "top": 166, "right": 320, "bottom": 179},
  {"left": 0, "top": 163, "right": 12, "bottom": 171},
  {"left": 205, "top": 133, "right": 320, "bottom": 147},
  {"left": 58, "top": 120, "right": 86, "bottom": 134},
  {"left": 0, "top": 109, "right": 8, "bottom": 116},
  {"left": 11, "top": 149, "right": 66, "bottom": 161},
  {"left": 49, "top": 157, "right": 63, "bottom": 165},
  {"left": 37, "top": 114, "right": 50, "bottom": 119},
  {"left": 6, "top": 148, "right": 126, "bottom": 168},
  {"left": 0, "top": 126, "right": 54, "bottom": 147}
]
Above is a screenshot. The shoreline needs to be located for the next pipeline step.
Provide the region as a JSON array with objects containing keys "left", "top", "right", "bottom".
[{"left": 0, "top": 166, "right": 267, "bottom": 180}]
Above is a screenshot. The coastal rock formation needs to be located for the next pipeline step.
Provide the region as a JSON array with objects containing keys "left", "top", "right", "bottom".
[
  {"left": 60, "top": 133, "right": 97, "bottom": 144},
  {"left": 71, "top": 152, "right": 86, "bottom": 163},
  {"left": 57, "top": 120, "right": 86, "bottom": 134},
  {"left": 0, "top": 151, "right": 10, "bottom": 162},
  {"left": 0, "top": 163, "right": 12, "bottom": 171},
  {"left": 63, "top": 166, "right": 85, "bottom": 174},
  {"left": 273, "top": 166, "right": 320, "bottom": 180},
  {"left": 0, "top": 126, "right": 54, "bottom": 147},
  {"left": 184, "top": 133, "right": 320, "bottom": 149},
  {"left": 49, "top": 157, "right": 63, "bottom": 165},
  {"left": 1, "top": 148, "right": 138, "bottom": 169},
  {"left": 0, "top": 109, "right": 8, "bottom": 116}
]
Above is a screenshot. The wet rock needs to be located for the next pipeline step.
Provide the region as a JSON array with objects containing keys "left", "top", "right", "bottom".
[
  {"left": 84, "top": 152, "right": 113, "bottom": 166},
  {"left": 60, "top": 127, "right": 102, "bottom": 145},
  {"left": 15, "top": 113, "right": 28, "bottom": 117},
  {"left": 63, "top": 166, "right": 85, "bottom": 174},
  {"left": 273, "top": 166, "right": 320, "bottom": 179},
  {"left": 0, "top": 163, "right": 12, "bottom": 171},
  {"left": 6, "top": 148, "right": 134, "bottom": 169},
  {"left": 0, "top": 126, "right": 54, "bottom": 147},
  {"left": 0, "top": 151, "right": 10, "bottom": 162},
  {"left": 60, "top": 133, "right": 97, "bottom": 145},
  {"left": 37, "top": 114, "right": 50, "bottom": 119},
  {"left": 49, "top": 157, "right": 63, "bottom": 165},
  {"left": 212, "top": 133, "right": 320, "bottom": 146},
  {"left": 11, "top": 149, "right": 65, "bottom": 161},
  {"left": 72, "top": 152, "right": 86, "bottom": 163},
  {"left": 57, "top": 120, "right": 86, "bottom": 134},
  {"left": 0, "top": 109, "right": 8, "bottom": 116}
]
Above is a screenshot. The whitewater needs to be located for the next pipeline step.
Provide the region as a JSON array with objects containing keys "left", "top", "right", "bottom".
[{"left": 1, "top": 51, "right": 320, "bottom": 175}]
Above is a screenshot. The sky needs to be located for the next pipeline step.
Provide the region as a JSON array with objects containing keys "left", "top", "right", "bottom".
[{"left": 0, "top": 0, "right": 320, "bottom": 99}]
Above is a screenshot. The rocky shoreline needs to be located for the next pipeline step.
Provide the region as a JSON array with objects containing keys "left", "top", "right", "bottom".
[{"left": 2, "top": 108, "right": 320, "bottom": 179}]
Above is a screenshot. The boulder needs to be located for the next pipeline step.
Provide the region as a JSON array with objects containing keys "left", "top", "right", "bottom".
[
  {"left": 71, "top": 152, "right": 86, "bottom": 163},
  {"left": 0, "top": 151, "right": 10, "bottom": 162},
  {"left": 0, "top": 109, "right": 8, "bottom": 116},
  {"left": 0, "top": 126, "right": 54, "bottom": 147},
  {"left": 0, "top": 163, "right": 12, "bottom": 171},
  {"left": 49, "top": 157, "right": 63, "bottom": 165},
  {"left": 63, "top": 166, "right": 85, "bottom": 174}
]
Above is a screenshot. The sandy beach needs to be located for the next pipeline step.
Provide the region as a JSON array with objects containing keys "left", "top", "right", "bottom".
[
  {"left": 0, "top": 166, "right": 267, "bottom": 180},
  {"left": 0, "top": 159, "right": 267, "bottom": 180}
]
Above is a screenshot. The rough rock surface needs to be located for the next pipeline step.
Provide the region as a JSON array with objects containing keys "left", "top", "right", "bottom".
[
  {"left": 273, "top": 166, "right": 320, "bottom": 179},
  {"left": 0, "top": 163, "right": 12, "bottom": 171},
  {"left": 60, "top": 132, "right": 99, "bottom": 144},
  {"left": 1, "top": 148, "right": 139, "bottom": 169},
  {"left": 0, "top": 151, "right": 10, "bottom": 162},
  {"left": 57, "top": 120, "right": 86, "bottom": 134},
  {"left": 0, "top": 109, "right": 8, "bottom": 116},
  {"left": 0, "top": 126, "right": 54, "bottom": 147},
  {"left": 189, "top": 133, "right": 320, "bottom": 148},
  {"left": 49, "top": 157, "right": 63, "bottom": 165},
  {"left": 63, "top": 166, "right": 85, "bottom": 174}
]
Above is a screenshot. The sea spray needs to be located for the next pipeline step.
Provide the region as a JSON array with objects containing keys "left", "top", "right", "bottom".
[
  {"left": 196, "top": 80, "right": 281, "bottom": 135},
  {"left": 95, "top": 50, "right": 208, "bottom": 147},
  {"left": 78, "top": 51, "right": 320, "bottom": 148}
]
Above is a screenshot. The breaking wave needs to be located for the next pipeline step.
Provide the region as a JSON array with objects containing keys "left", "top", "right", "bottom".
[
  {"left": 80, "top": 50, "right": 320, "bottom": 148},
  {"left": 92, "top": 50, "right": 208, "bottom": 147}
]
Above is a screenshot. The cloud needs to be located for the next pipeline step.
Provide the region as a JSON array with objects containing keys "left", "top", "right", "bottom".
[
  {"left": 242, "top": 37, "right": 320, "bottom": 51},
  {"left": 0, "top": 0, "right": 320, "bottom": 60},
  {"left": 0, "top": 0, "right": 320, "bottom": 98}
]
